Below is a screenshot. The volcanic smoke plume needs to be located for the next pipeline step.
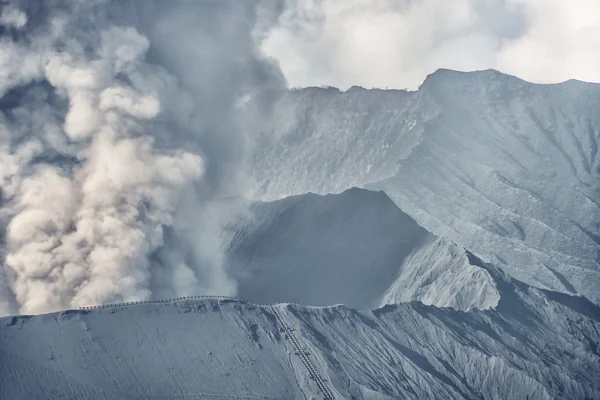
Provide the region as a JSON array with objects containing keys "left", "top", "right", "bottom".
[{"left": 0, "top": 0, "right": 285, "bottom": 316}]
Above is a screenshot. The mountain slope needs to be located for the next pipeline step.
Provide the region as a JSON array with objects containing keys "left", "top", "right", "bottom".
[
  {"left": 377, "top": 236, "right": 499, "bottom": 310},
  {"left": 223, "top": 188, "right": 499, "bottom": 311},
  {"left": 1, "top": 300, "right": 304, "bottom": 400},
  {"left": 2, "top": 266, "right": 599, "bottom": 400},
  {"left": 248, "top": 69, "right": 600, "bottom": 303}
]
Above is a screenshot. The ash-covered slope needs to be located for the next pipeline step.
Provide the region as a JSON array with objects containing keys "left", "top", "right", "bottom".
[
  {"left": 2, "top": 266, "right": 599, "bottom": 400},
  {"left": 249, "top": 69, "right": 600, "bottom": 303},
  {"left": 376, "top": 236, "right": 499, "bottom": 311},
  {"left": 223, "top": 188, "right": 499, "bottom": 311}
]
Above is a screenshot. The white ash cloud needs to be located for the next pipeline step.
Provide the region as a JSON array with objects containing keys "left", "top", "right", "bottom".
[
  {"left": 262, "top": 0, "right": 600, "bottom": 90},
  {"left": 0, "top": 0, "right": 285, "bottom": 316}
]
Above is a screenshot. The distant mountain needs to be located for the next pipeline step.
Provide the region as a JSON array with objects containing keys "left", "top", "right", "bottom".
[
  {"left": 248, "top": 69, "right": 600, "bottom": 304},
  {"left": 223, "top": 188, "right": 499, "bottom": 311},
  {"left": 3, "top": 264, "right": 599, "bottom": 399}
]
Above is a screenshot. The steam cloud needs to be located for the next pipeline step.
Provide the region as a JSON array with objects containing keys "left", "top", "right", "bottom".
[{"left": 0, "top": 0, "right": 285, "bottom": 316}]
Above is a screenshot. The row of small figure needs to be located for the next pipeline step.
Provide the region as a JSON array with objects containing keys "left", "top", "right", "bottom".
[
  {"left": 77, "top": 297, "right": 307, "bottom": 311},
  {"left": 78, "top": 295, "right": 249, "bottom": 310}
]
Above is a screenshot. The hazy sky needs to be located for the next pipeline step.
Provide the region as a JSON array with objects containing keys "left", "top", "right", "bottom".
[{"left": 262, "top": 0, "right": 600, "bottom": 89}]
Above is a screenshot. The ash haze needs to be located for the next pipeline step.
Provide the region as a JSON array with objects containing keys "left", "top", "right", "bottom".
[{"left": 0, "top": 0, "right": 598, "bottom": 317}]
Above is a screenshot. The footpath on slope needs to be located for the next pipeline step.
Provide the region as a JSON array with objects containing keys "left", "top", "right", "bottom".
[{"left": 270, "top": 305, "right": 335, "bottom": 400}]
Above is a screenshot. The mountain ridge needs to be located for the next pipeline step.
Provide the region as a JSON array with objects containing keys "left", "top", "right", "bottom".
[
  {"left": 247, "top": 69, "right": 600, "bottom": 304},
  {"left": 3, "top": 263, "right": 599, "bottom": 399}
]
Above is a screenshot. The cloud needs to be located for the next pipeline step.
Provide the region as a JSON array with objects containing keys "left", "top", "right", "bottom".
[
  {"left": 0, "top": 5, "right": 27, "bottom": 29},
  {"left": 497, "top": 0, "right": 600, "bottom": 84},
  {"left": 261, "top": 0, "right": 600, "bottom": 90},
  {"left": 0, "top": 0, "right": 285, "bottom": 316}
]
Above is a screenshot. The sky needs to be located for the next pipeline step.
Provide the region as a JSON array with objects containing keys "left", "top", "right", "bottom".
[{"left": 261, "top": 0, "right": 600, "bottom": 90}]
